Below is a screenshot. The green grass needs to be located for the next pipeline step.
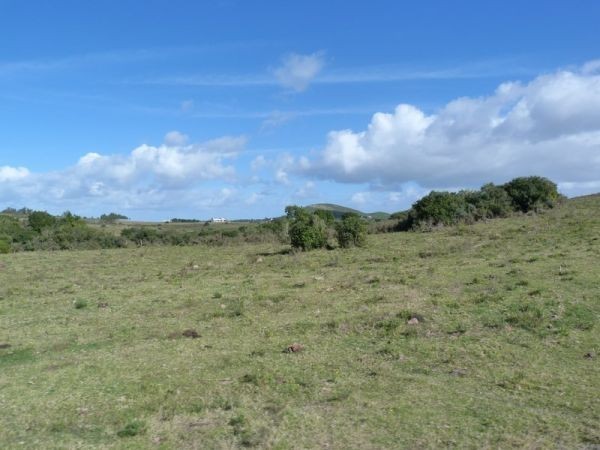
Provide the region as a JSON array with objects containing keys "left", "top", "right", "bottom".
[{"left": 0, "top": 197, "right": 599, "bottom": 448}]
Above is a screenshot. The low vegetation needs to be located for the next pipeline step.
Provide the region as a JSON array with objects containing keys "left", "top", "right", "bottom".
[
  {"left": 0, "top": 194, "right": 598, "bottom": 448},
  {"left": 0, "top": 176, "right": 562, "bottom": 255}
]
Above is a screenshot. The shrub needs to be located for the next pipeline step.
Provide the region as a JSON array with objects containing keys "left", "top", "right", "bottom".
[
  {"left": 0, "top": 239, "right": 10, "bottom": 254},
  {"left": 258, "top": 218, "right": 289, "bottom": 243},
  {"left": 390, "top": 210, "right": 415, "bottom": 231},
  {"left": 503, "top": 176, "right": 559, "bottom": 212},
  {"left": 121, "top": 227, "right": 160, "bottom": 245},
  {"left": 28, "top": 211, "right": 56, "bottom": 233},
  {"left": 99, "top": 212, "right": 128, "bottom": 223},
  {"left": 286, "top": 206, "right": 329, "bottom": 250},
  {"left": 313, "top": 209, "right": 335, "bottom": 226},
  {"left": 336, "top": 213, "right": 367, "bottom": 248},
  {"left": 463, "top": 183, "right": 514, "bottom": 219},
  {"left": 411, "top": 191, "right": 471, "bottom": 226}
]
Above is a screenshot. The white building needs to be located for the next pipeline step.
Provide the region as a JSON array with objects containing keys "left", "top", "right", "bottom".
[{"left": 211, "top": 217, "right": 227, "bottom": 223}]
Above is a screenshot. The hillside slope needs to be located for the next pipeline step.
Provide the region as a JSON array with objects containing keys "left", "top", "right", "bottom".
[{"left": 0, "top": 196, "right": 598, "bottom": 448}]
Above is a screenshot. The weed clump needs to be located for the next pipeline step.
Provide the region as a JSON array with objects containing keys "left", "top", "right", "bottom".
[
  {"left": 73, "top": 299, "right": 87, "bottom": 309},
  {"left": 117, "top": 420, "right": 146, "bottom": 437}
]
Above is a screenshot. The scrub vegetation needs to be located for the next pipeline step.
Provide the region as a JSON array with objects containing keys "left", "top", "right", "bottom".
[{"left": 0, "top": 176, "right": 561, "bottom": 255}]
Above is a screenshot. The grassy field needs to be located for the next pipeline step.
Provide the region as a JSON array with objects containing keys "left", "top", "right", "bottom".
[{"left": 1, "top": 196, "right": 599, "bottom": 449}]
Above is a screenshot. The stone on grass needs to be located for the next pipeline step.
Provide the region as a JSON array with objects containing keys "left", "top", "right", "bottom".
[
  {"left": 182, "top": 329, "right": 200, "bottom": 339},
  {"left": 284, "top": 343, "right": 304, "bottom": 353}
]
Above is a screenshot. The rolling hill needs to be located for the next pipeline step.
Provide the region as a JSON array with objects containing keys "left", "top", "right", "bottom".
[{"left": 305, "top": 203, "right": 390, "bottom": 220}]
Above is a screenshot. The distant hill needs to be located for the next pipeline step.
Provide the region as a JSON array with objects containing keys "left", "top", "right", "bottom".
[{"left": 305, "top": 203, "right": 390, "bottom": 220}]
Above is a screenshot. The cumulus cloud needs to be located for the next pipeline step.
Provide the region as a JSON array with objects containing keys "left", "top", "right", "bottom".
[
  {"left": 0, "top": 132, "right": 246, "bottom": 212},
  {"left": 0, "top": 166, "right": 30, "bottom": 182},
  {"left": 274, "top": 51, "right": 325, "bottom": 92},
  {"left": 306, "top": 63, "right": 600, "bottom": 190}
]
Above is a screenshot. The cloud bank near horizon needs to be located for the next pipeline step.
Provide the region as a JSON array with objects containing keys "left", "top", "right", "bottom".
[
  {"left": 0, "top": 133, "right": 245, "bottom": 214},
  {"left": 304, "top": 61, "right": 600, "bottom": 192},
  {"left": 2, "top": 60, "right": 600, "bottom": 217}
]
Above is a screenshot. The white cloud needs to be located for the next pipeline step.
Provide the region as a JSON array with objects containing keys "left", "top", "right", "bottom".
[
  {"left": 0, "top": 166, "right": 30, "bottom": 182},
  {"left": 164, "top": 130, "right": 189, "bottom": 146},
  {"left": 274, "top": 51, "right": 325, "bottom": 92},
  {"left": 306, "top": 62, "right": 600, "bottom": 190},
  {"left": 0, "top": 133, "right": 246, "bottom": 212},
  {"left": 273, "top": 153, "right": 296, "bottom": 185}
]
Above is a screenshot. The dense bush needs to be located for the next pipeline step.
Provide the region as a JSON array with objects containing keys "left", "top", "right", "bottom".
[
  {"left": 465, "top": 183, "right": 514, "bottom": 219},
  {"left": 28, "top": 211, "right": 56, "bottom": 233},
  {"left": 257, "top": 218, "right": 289, "bottom": 243},
  {"left": 503, "top": 176, "right": 559, "bottom": 212},
  {"left": 336, "top": 213, "right": 367, "bottom": 248},
  {"left": 390, "top": 176, "right": 562, "bottom": 231},
  {"left": 286, "top": 206, "right": 329, "bottom": 250},
  {"left": 411, "top": 191, "right": 471, "bottom": 226},
  {"left": 312, "top": 209, "right": 336, "bottom": 226},
  {"left": 99, "top": 212, "right": 128, "bottom": 223}
]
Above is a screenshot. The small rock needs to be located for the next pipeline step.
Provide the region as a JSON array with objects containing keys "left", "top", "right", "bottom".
[
  {"left": 97, "top": 302, "right": 109, "bottom": 308},
  {"left": 192, "top": 264, "right": 200, "bottom": 270},
  {"left": 313, "top": 275, "right": 324, "bottom": 281},
  {"left": 407, "top": 317, "right": 420, "bottom": 325},
  {"left": 284, "top": 343, "right": 304, "bottom": 353},
  {"left": 0, "top": 343, "right": 11, "bottom": 349},
  {"left": 255, "top": 257, "right": 264, "bottom": 263},
  {"left": 182, "top": 329, "right": 200, "bottom": 339},
  {"left": 584, "top": 352, "right": 595, "bottom": 359}
]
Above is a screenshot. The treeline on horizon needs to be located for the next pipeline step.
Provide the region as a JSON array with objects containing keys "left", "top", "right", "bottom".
[
  {"left": 0, "top": 176, "right": 562, "bottom": 254},
  {"left": 388, "top": 175, "right": 562, "bottom": 232}
]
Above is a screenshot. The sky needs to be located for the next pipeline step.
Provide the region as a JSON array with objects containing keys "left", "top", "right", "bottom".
[{"left": 1, "top": 0, "right": 600, "bottom": 220}]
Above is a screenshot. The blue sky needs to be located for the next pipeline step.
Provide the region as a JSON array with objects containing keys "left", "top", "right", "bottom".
[{"left": 2, "top": 1, "right": 600, "bottom": 220}]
